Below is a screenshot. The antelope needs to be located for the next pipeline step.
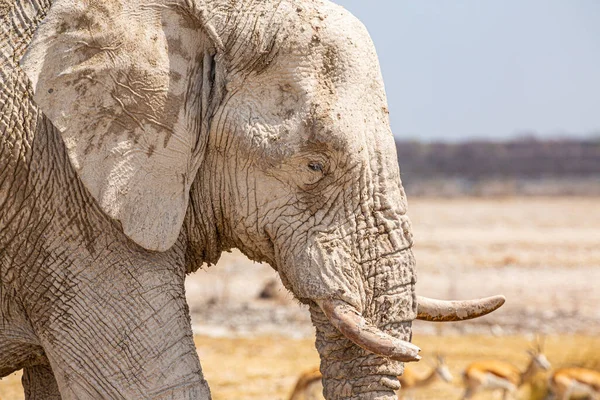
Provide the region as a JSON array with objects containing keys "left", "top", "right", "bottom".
[
  {"left": 398, "top": 354, "right": 454, "bottom": 399},
  {"left": 288, "top": 367, "right": 323, "bottom": 400},
  {"left": 549, "top": 367, "right": 600, "bottom": 400},
  {"left": 288, "top": 356, "right": 453, "bottom": 400},
  {"left": 461, "top": 342, "right": 551, "bottom": 399}
]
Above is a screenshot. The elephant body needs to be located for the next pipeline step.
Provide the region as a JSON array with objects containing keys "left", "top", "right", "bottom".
[
  {"left": 1, "top": 1, "right": 503, "bottom": 399},
  {"left": 1, "top": 2, "right": 210, "bottom": 398}
]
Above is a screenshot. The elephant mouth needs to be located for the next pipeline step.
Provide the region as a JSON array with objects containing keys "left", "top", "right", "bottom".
[{"left": 317, "top": 295, "right": 505, "bottom": 362}]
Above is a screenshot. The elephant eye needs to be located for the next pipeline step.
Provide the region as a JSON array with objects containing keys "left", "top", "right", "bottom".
[{"left": 307, "top": 162, "right": 324, "bottom": 173}]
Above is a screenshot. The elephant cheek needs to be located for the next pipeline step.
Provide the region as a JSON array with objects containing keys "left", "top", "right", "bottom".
[{"left": 278, "top": 244, "right": 363, "bottom": 309}]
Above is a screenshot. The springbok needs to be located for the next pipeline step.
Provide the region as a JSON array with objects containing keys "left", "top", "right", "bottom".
[
  {"left": 288, "top": 367, "right": 323, "bottom": 400},
  {"left": 288, "top": 356, "right": 453, "bottom": 400},
  {"left": 461, "top": 342, "right": 551, "bottom": 399},
  {"left": 398, "top": 355, "right": 453, "bottom": 399},
  {"left": 549, "top": 367, "right": 600, "bottom": 400}
]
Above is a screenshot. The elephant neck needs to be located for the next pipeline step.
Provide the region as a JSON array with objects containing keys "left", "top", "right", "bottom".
[{"left": 183, "top": 176, "right": 226, "bottom": 272}]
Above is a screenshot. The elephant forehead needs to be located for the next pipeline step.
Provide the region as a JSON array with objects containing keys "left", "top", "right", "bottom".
[
  {"left": 284, "top": 2, "right": 392, "bottom": 143},
  {"left": 216, "top": 0, "right": 394, "bottom": 157},
  {"left": 222, "top": 0, "right": 385, "bottom": 95},
  {"left": 287, "top": 2, "right": 384, "bottom": 86}
]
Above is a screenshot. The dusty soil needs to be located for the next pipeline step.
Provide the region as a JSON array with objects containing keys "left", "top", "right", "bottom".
[
  {"left": 187, "top": 197, "right": 600, "bottom": 337},
  {"left": 1, "top": 197, "right": 598, "bottom": 399}
]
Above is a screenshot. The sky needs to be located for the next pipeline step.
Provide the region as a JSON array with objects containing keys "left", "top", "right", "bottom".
[{"left": 332, "top": 1, "right": 600, "bottom": 141}]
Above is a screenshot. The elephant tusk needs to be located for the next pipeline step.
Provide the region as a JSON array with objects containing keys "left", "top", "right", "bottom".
[
  {"left": 416, "top": 295, "right": 506, "bottom": 322},
  {"left": 317, "top": 299, "right": 421, "bottom": 363}
]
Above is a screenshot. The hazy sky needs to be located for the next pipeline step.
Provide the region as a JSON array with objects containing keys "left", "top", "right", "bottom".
[{"left": 332, "top": 1, "right": 600, "bottom": 141}]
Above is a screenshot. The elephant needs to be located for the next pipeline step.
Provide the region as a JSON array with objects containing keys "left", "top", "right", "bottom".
[{"left": 0, "top": 0, "right": 505, "bottom": 399}]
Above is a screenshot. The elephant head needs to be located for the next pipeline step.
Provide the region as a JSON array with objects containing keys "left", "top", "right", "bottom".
[{"left": 21, "top": 0, "right": 503, "bottom": 398}]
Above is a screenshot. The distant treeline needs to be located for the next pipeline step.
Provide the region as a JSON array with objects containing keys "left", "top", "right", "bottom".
[{"left": 395, "top": 138, "right": 600, "bottom": 196}]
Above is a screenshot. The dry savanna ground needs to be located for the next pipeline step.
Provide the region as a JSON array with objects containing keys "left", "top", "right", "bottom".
[
  {"left": 199, "top": 334, "right": 600, "bottom": 400},
  {"left": 186, "top": 196, "right": 600, "bottom": 337},
  {"left": 1, "top": 335, "right": 599, "bottom": 400},
  {"left": 1, "top": 197, "right": 599, "bottom": 399}
]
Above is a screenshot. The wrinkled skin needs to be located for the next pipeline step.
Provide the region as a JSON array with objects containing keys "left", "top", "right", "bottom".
[
  {"left": 0, "top": 8, "right": 211, "bottom": 395},
  {"left": 1, "top": 1, "right": 497, "bottom": 399}
]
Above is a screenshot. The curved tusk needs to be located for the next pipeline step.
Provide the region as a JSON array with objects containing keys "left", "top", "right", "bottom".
[
  {"left": 416, "top": 295, "right": 506, "bottom": 322},
  {"left": 317, "top": 299, "right": 421, "bottom": 362}
]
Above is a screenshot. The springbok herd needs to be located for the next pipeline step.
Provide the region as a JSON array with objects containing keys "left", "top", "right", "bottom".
[{"left": 288, "top": 341, "right": 600, "bottom": 400}]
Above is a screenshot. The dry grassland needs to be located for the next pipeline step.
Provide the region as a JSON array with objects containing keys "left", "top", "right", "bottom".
[
  {"left": 1, "top": 335, "right": 598, "bottom": 400},
  {"left": 195, "top": 334, "right": 600, "bottom": 400}
]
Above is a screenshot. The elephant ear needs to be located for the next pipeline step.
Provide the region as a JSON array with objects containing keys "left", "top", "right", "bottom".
[{"left": 20, "top": 0, "right": 220, "bottom": 251}]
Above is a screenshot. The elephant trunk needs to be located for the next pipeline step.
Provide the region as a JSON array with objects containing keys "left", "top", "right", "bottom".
[
  {"left": 308, "top": 248, "right": 505, "bottom": 399},
  {"left": 317, "top": 299, "right": 420, "bottom": 362},
  {"left": 310, "top": 306, "right": 412, "bottom": 400},
  {"left": 309, "top": 247, "right": 417, "bottom": 400}
]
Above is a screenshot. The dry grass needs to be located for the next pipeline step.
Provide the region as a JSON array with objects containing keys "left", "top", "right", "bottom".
[
  {"left": 0, "top": 372, "right": 22, "bottom": 400},
  {"left": 199, "top": 334, "right": 600, "bottom": 400},
  {"left": 1, "top": 334, "right": 598, "bottom": 400}
]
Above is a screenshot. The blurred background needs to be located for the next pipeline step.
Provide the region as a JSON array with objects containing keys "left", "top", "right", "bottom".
[
  {"left": 2, "top": 1, "right": 599, "bottom": 400},
  {"left": 336, "top": 0, "right": 600, "bottom": 143}
]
